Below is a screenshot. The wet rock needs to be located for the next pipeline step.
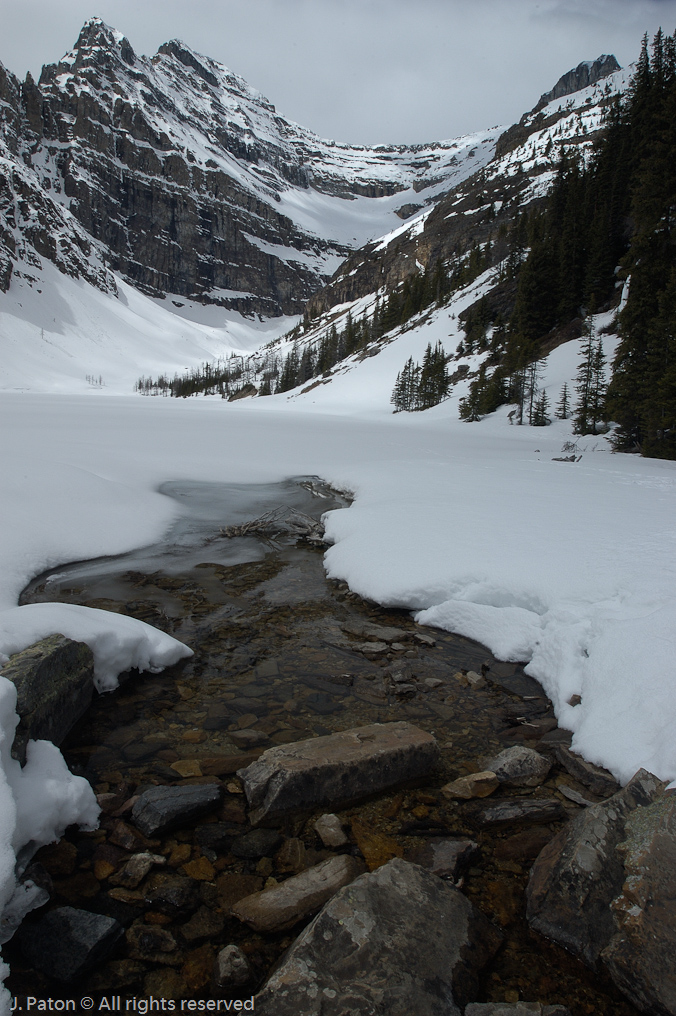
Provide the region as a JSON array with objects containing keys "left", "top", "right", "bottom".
[
  {"left": 410, "top": 838, "right": 479, "bottom": 880},
  {"left": 183, "top": 943, "right": 216, "bottom": 991},
  {"left": 553, "top": 745, "right": 621, "bottom": 797},
  {"left": 601, "top": 788, "right": 676, "bottom": 1015},
  {"left": 213, "top": 943, "right": 252, "bottom": 989},
  {"left": 126, "top": 923, "right": 177, "bottom": 962},
  {"left": 275, "top": 837, "right": 307, "bottom": 874},
  {"left": 19, "top": 906, "right": 123, "bottom": 982},
  {"left": 182, "top": 856, "right": 216, "bottom": 881},
  {"left": 342, "top": 619, "right": 408, "bottom": 642},
  {"left": 87, "top": 958, "right": 147, "bottom": 991},
  {"left": 442, "top": 772, "right": 499, "bottom": 799},
  {"left": 232, "top": 854, "right": 365, "bottom": 932},
  {"left": 231, "top": 828, "right": 283, "bottom": 859},
  {"left": 35, "top": 839, "right": 78, "bottom": 877},
  {"left": 465, "top": 1006, "right": 572, "bottom": 1015},
  {"left": 493, "top": 827, "right": 555, "bottom": 862},
  {"left": 131, "top": 784, "right": 224, "bottom": 837},
  {"left": 143, "top": 968, "right": 188, "bottom": 999},
  {"left": 1, "top": 635, "right": 94, "bottom": 762},
  {"left": 216, "top": 873, "right": 263, "bottom": 911},
  {"left": 466, "top": 670, "right": 486, "bottom": 689},
  {"left": 473, "top": 798, "right": 567, "bottom": 827},
  {"left": 111, "top": 852, "right": 166, "bottom": 889},
  {"left": 195, "top": 823, "right": 235, "bottom": 852},
  {"left": 238, "top": 722, "right": 439, "bottom": 824},
  {"left": 230, "top": 728, "right": 270, "bottom": 748},
  {"left": 526, "top": 769, "right": 663, "bottom": 969},
  {"left": 314, "top": 813, "right": 348, "bottom": 848},
  {"left": 180, "top": 905, "right": 225, "bottom": 943},
  {"left": 144, "top": 873, "right": 200, "bottom": 917},
  {"left": 254, "top": 857, "right": 502, "bottom": 1015},
  {"left": 486, "top": 746, "right": 552, "bottom": 787}
]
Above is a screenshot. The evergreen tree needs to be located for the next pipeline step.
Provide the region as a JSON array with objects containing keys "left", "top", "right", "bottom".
[{"left": 556, "top": 382, "right": 571, "bottom": 419}]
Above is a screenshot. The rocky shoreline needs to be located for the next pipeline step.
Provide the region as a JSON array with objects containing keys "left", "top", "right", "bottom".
[{"left": 2, "top": 505, "right": 673, "bottom": 1014}]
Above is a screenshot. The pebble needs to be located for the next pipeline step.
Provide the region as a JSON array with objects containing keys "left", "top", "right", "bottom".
[
  {"left": 213, "top": 944, "right": 252, "bottom": 989},
  {"left": 314, "top": 813, "right": 348, "bottom": 848},
  {"left": 442, "top": 771, "right": 499, "bottom": 799}
]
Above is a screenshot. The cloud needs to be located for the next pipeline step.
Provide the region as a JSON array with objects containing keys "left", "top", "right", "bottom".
[{"left": 2, "top": 0, "right": 676, "bottom": 143}]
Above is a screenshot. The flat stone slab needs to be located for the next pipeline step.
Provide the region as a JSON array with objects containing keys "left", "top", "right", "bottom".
[
  {"left": 1, "top": 635, "right": 94, "bottom": 762},
  {"left": 254, "top": 858, "right": 502, "bottom": 1015},
  {"left": 19, "top": 906, "right": 123, "bottom": 983},
  {"left": 132, "top": 784, "right": 224, "bottom": 837},
  {"left": 472, "top": 798, "right": 567, "bottom": 827},
  {"left": 238, "top": 722, "right": 439, "bottom": 825},
  {"left": 232, "top": 855, "right": 365, "bottom": 932}
]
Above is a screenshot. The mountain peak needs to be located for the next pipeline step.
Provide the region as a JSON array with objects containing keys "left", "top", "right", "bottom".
[{"left": 537, "top": 54, "right": 620, "bottom": 109}]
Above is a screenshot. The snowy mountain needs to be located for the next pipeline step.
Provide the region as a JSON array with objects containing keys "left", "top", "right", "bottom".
[{"left": 0, "top": 17, "right": 498, "bottom": 317}]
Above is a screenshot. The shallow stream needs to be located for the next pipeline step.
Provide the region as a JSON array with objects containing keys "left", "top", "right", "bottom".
[{"left": 8, "top": 477, "right": 638, "bottom": 1014}]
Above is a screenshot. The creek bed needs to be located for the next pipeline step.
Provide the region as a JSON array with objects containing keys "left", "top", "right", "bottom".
[{"left": 7, "top": 478, "right": 638, "bottom": 1015}]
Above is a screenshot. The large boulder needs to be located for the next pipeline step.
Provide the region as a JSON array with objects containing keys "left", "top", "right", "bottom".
[
  {"left": 19, "top": 907, "right": 123, "bottom": 982},
  {"left": 254, "top": 857, "right": 502, "bottom": 1015},
  {"left": 238, "top": 722, "right": 439, "bottom": 825},
  {"left": 1, "top": 635, "right": 94, "bottom": 761},
  {"left": 527, "top": 770, "right": 676, "bottom": 1015}
]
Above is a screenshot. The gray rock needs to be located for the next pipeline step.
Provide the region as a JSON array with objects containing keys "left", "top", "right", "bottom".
[
  {"left": 465, "top": 1005, "right": 571, "bottom": 1015},
  {"left": 181, "top": 905, "right": 225, "bottom": 943},
  {"left": 232, "top": 854, "right": 365, "bottom": 932},
  {"left": 553, "top": 745, "right": 620, "bottom": 797},
  {"left": 143, "top": 873, "right": 200, "bottom": 916},
  {"left": 254, "top": 858, "right": 502, "bottom": 1015},
  {"left": 1, "top": 635, "right": 94, "bottom": 762},
  {"left": 126, "top": 923, "right": 177, "bottom": 962},
  {"left": 411, "top": 838, "right": 479, "bottom": 880},
  {"left": 314, "top": 813, "right": 348, "bottom": 848},
  {"left": 537, "top": 54, "right": 620, "bottom": 108},
  {"left": 473, "top": 798, "right": 567, "bottom": 827},
  {"left": 342, "top": 619, "right": 408, "bottom": 643},
  {"left": 601, "top": 789, "right": 676, "bottom": 1015},
  {"left": 557, "top": 784, "right": 597, "bottom": 807},
  {"left": 19, "top": 906, "right": 123, "bottom": 982},
  {"left": 238, "top": 722, "right": 439, "bottom": 825},
  {"left": 486, "top": 746, "right": 551, "bottom": 787},
  {"left": 213, "top": 944, "right": 252, "bottom": 989},
  {"left": 526, "top": 769, "right": 663, "bottom": 969},
  {"left": 131, "top": 784, "right": 223, "bottom": 837},
  {"left": 231, "top": 828, "right": 282, "bottom": 859}
]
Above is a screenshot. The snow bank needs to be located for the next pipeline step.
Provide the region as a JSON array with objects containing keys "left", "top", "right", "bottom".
[{"left": 0, "top": 602, "right": 194, "bottom": 692}]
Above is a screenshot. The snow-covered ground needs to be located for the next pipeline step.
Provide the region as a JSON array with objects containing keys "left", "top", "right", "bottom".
[{"left": 0, "top": 265, "right": 675, "bottom": 1008}]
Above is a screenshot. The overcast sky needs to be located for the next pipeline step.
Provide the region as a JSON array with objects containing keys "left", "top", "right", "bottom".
[{"left": 2, "top": 0, "right": 676, "bottom": 144}]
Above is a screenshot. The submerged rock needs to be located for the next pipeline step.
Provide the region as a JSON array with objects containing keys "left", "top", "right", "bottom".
[
  {"left": 131, "top": 784, "right": 223, "bottom": 836},
  {"left": 238, "top": 722, "right": 439, "bottom": 824},
  {"left": 442, "top": 771, "right": 499, "bottom": 799},
  {"left": 411, "top": 838, "right": 479, "bottom": 881},
  {"left": 213, "top": 944, "right": 252, "bottom": 989},
  {"left": 254, "top": 857, "right": 502, "bottom": 1015},
  {"left": 232, "top": 854, "right": 365, "bottom": 932},
  {"left": 19, "top": 906, "right": 123, "bottom": 982},
  {"left": 465, "top": 1005, "right": 571, "bottom": 1015},
  {"left": 472, "top": 798, "right": 567, "bottom": 827}
]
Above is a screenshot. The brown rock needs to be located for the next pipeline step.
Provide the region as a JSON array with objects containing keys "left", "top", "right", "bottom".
[
  {"left": 182, "top": 857, "right": 216, "bottom": 881},
  {"left": 275, "top": 838, "right": 307, "bottom": 874},
  {"left": 232, "top": 854, "right": 365, "bottom": 932},
  {"left": 494, "top": 828, "right": 555, "bottom": 862},
  {"left": 442, "top": 771, "right": 499, "bottom": 799},
  {"left": 238, "top": 722, "right": 439, "bottom": 824},
  {"left": 182, "top": 944, "right": 216, "bottom": 992},
  {"left": 180, "top": 905, "right": 225, "bottom": 943},
  {"left": 216, "top": 873, "right": 263, "bottom": 912},
  {"left": 36, "top": 840, "right": 77, "bottom": 877},
  {"left": 351, "top": 817, "right": 404, "bottom": 871},
  {"left": 170, "top": 760, "right": 203, "bottom": 778},
  {"left": 143, "top": 968, "right": 188, "bottom": 1000},
  {"left": 126, "top": 923, "right": 177, "bottom": 962},
  {"left": 111, "top": 852, "right": 165, "bottom": 889}
]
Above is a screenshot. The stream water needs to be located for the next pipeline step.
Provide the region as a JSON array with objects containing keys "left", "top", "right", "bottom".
[{"left": 7, "top": 478, "right": 638, "bottom": 1014}]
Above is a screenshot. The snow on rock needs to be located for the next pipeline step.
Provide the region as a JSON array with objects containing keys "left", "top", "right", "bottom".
[{"left": 0, "top": 602, "right": 193, "bottom": 692}]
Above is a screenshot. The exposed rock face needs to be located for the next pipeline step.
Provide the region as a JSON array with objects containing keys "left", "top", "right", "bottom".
[
  {"left": 527, "top": 770, "right": 676, "bottom": 1015},
  {"left": 237, "top": 721, "right": 439, "bottom": 824},
  {"left": 0, "top": 18, "right": 495, "bottom": 312},
  {"left": 254, "top": 858, "right": 502, "bottom": 1015},
  {"left": 0, "top": 634, "right": 95, "bottom": 762},
  {"left": 537, "top": 55, "right": 621, "bottom": 108}
]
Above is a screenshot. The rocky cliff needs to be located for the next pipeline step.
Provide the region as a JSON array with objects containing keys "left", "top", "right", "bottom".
[{"left": 0, "top": 18, "right": 498, "bottom": 314}]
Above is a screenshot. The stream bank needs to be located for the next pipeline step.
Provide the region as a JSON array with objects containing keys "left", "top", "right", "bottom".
[{"left": 5, "top": 478, "right": 639, "bottom": 1014}]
